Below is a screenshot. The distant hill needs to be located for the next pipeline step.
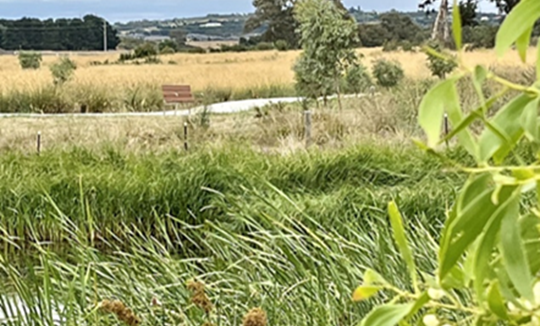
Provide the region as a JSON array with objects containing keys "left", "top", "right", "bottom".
[
  {"left": 113, "top": 9, "right": 502, "bottom": 42},
  {"left": 113, "top": 14, "right": 265, "bottom": 42}
]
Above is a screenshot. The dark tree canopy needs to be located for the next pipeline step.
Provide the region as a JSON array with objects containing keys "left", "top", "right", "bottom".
[
  {"left": 357, "top": 12, "right": 428, "bottom": 47},
  {"left": 0, "top": 15, "right": 119, "bottom": 51},
  {"left": 245, "top": 0, "right": 347, "bottom": 48},
  {"left": 380, "top": 12, "right": 423, "bottom": 42},
  {"left": 459, "top": 0, "right": 478, "bottom": 27},
  {"left": 492, "top": 0, "right": 520, "bottom": 13}
]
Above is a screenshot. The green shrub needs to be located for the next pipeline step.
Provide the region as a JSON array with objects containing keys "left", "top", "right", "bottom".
[
  {"left": 274, "top": 40, "right": 289, "bottom": 51},
  {"left": 233, "top": 84, "right": 296, "bottom": 100},
  {"left": 133, "top": 43, "right": 158, "bottom": 59},
  {"left": 50, "top": 57, "right": 77, "bottom": 86},
  {"left": 144, "top": 56, "right": 162, "bottom": 64},
  {"left": 159, "top": 46, "right": 176, "bottom": 55},
  {"left": 18, "top": 51, "right": 42, "bottom": 69},
  {"left": 382, "top": 39, "right": 399, "bottom": 52},
  {"left": 425, "top": 41, "right": 458, "bottom": 79},
  {"left": 196, "top": 87, "right": 234, "bottom": 103},
  {"left": 255, "top": 42, "right": 275, "bottom": 51},
  {"left": 344, "top": 63, "right": 372, "bottom": 94},
  {"left": 123, "top": 84, "right": 163, "bottom": 112},
  {"left": 119, "top": 52, "right": 134, "bottom": 62},
  {"left": 220, "top": 44, "right": 249, "bottom": 52},
  {"left": 294, "top": 55, "right": 334, "bottom": 100},
  {"left": 186, "top": 46, "right": 207, "bottom": 54},
  {"left": 74, "top": 86, "right": 112, "bottom": 113},
  {"left": 28, "top": 86, "right": 72, "bottom": 113},
  {"left": 400, "top": 40, "right": 414, "bottom": 52},
  {"left": 462, "top": 24, "right": 498, "bottom": 49},
  {"left": 158, "top": 39, "right": 178, "bottom": 53},
  {"left": 372, "top": 59, "right": 404, "bottom": 88}
]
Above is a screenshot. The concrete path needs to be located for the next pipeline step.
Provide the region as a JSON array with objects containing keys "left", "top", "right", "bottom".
[{"left": 0, "top": 94, "right": 373, "bottom": 119}]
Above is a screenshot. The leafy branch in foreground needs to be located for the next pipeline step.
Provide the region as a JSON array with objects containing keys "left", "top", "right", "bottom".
[{"left": 354, "top": 0, "right": 540, "bottom": 325}]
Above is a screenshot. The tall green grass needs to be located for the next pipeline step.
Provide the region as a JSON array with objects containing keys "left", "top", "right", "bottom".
[
  {"left": 0, "top": 143, "right": 468, "bottom": 325},
  {"left": 0, "top": 144, "right": 464, "bottom": 243}
]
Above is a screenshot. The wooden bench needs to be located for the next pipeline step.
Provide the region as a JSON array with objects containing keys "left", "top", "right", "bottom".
[{"left": 161, "top": 85, "right": 195, "bottom": 115}]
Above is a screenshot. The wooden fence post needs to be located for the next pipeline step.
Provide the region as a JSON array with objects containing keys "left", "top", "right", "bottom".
[
  {"left": 444, "top": 113, "right": 449, "bottom": 147},
  {"left": 184, "top": 122, "right": 188, "bottom": 151},
  {"left": 304, "top": 110, "right": 312, "bottom": 148},
  {"left": 37, "top": 131, "right": 41, "bottom": 155}
]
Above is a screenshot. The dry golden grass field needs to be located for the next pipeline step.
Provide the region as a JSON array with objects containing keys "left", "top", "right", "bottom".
[
  {"left": 0, "top": 47, "right": 534, "bottom": 153},
  {"left": 0, "top": 47, "right": 534, "bottom": 94}
]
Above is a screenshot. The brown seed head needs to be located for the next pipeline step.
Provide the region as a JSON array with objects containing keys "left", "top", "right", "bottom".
[
  {"left": 243, "top": 308, "right": 267, "bottom": 326},
  {"left": 187, "top": 280, "right": 213, "bottom": 314},
  {"left": 99, "top": 299, "right": 141, "bottom": 326},
  {"left": 187, "top": 280, "right": 205, "bottom": 293}
]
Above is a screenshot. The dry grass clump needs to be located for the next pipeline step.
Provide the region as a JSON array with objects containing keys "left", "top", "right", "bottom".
[
  {"left": 99, "top": 299, "right": 141, "bottom": 326},
  {"left": 243, "top": 308, "right": 268, "bottom": 326},
  {"left": 187, "top": 280, "right": 213, "bottom": 314}
]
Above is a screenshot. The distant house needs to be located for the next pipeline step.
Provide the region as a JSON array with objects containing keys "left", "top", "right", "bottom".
[
  {"left": 144, "top": 35, "right": 171, "bottom": 42},
  {"left": 200, "top": 22, "right": 222, "bottom": 28}
]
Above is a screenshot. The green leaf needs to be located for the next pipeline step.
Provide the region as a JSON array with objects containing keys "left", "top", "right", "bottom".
[
  {"left": 439, "top": 90, "right": 503, "bottom": 146},
  {"left": 492, "top": 129, "right": 524, "bottom": 165},
  {"left": 443, "top": 76, "right": 478, "bottom": 157},
  {"left": 501, "top": 200, "right": 535, "bottom": 302},
  {"left": 495, "top": 0, "right": 540, "bottom": 57},
  {"left": 473, "top": 316, "right": 491, "bottom": 326},
  {"left": 418, "top": 77, "right": 461, "bottom": 149},
  {"left": 441, "top": 264, "right": 466, "bottom": 290},
  {"left": 360, "top": 303, "right": 415, "bottom": 326},
  {"left": 352, "top": 285, "right": 382, "bottom": 302},
  {"left": 487, "top": 281, "right": 509, "bottom": 320},
  {"left": 364, "top": 268, "right": 390, "bottom": 286},
  {"left": 407, "top": 292, "right": 430, "bottom": 318},
  {"left": 478, "top": 94, "right": 535, "bottom": 163},
  {"left": 452, "top": 0, "right": 462, "bottom": 51},
  {"left": 537, "top": 43, "right": 540, "bottom": 82},
  {"left": 472, "top": 192, "right": 513, "bottom": 302},
  {"left": 439, "top": 175, "right": 486, "bottom": 269},
  {"left": 388, "top": 201, "right": 417, "bottom": 292},
  {"left": 521, "top": 98, "right": 540, "bottom": 142},
  {"left": 516, "top": 26, "right": 533, "bottom": 63},
  {"left": 474, "top": 65, "right": 488, "bottom": 85},
  {"left": 439, "top": 174, "right": 517, "bottom": 281},
  {"left": 520, "top": 214, "right": 540, "bottom": 275}
]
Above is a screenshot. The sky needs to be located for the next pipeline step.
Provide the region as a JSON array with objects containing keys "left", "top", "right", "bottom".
[{"left": 0, "top": 0, "right": 497, "bottom": 22}]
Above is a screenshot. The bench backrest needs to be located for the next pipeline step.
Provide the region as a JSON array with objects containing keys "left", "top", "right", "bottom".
[{"left": 162, "top": 85, "right": 194, "bottom": 104}]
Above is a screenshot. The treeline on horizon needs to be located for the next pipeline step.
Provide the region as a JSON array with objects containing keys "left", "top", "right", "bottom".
[
  {"left": 0, "top": 9, "right": 535, "bottom": 52},
  {"left": 0, "top": 15, "right": 120, "bottom": 51}
]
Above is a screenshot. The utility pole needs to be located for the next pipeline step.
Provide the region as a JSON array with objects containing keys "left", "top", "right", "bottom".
[{"left": 103, "top": 20, "right": 107, "bottom": 52}]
